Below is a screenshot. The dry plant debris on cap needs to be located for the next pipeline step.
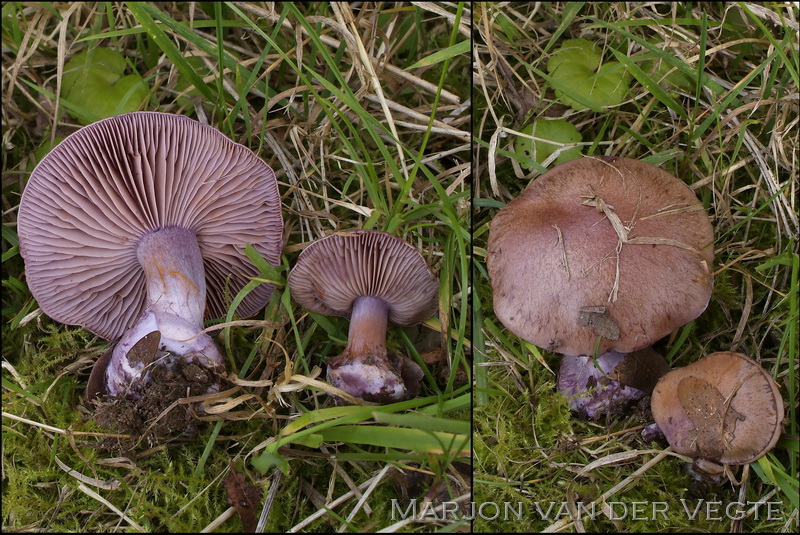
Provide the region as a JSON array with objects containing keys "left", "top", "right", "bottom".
[
  {"left": 2, "top": 3, "right": 471, "bottom": 533},
  {"left": 473, "top": 2, "right": 797, "bottom": 533}
]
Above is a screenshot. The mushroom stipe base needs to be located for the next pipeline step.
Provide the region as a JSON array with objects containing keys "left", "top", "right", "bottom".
[
  {"left": 328, "top": 352, "right": 424, "bottom": 404},
  {"left": 92, "top": 358, "right": 222, "bottom": 442}
]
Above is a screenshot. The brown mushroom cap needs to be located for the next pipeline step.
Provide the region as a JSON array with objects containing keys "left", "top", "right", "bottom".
[
  {"left": 487, "top": 156, "right": 714, "bottom": 355},
  {"left": 287, "top": 230, "right": 439, "bottom": 326},
  {"left": 651, "top": 351, "right": 783, "bottom": 465},
  {"left": 17, "top": 112, "right": 283, "bottom": 340}
]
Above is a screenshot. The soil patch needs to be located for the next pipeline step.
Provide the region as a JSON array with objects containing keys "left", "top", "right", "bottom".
[{"left": 93, "top": 359, "right": 221, "bottom": 448}]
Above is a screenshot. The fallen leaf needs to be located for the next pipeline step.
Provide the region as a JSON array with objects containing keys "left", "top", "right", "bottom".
[{"left": 223, "top": 462, "right": 263, "bottom": 533}]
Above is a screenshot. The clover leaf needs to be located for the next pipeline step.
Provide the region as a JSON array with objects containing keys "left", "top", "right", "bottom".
[
  {"left": 61, "top": 48, "right": 148, "bottom": 124},
  {"left": 546, "top": 39, "right": 631, "bottom": 112},
  {"left": 514, "top": 119, "right": 582, "bottom": 168}
]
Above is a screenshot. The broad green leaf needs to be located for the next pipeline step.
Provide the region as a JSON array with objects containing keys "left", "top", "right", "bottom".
[
  {"left": 61, "top": 48, "right": 148, "bottom": 124},
  {"left": 252, "top": 450, "right": 290, "bottom": 476},
  {"left": 514, "top": 119, "right": 582, "bottom": 168},
  {"left": 547, "top": 39, "right": 598, "bottom": 72},
  {"left": 546, "top": 38, "right": 631, "bottom": 111}
]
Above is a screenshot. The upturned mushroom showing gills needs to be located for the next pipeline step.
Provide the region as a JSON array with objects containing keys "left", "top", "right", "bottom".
[
  {"left": 17, "top": 112, "right": 283, "bottom": 416},
  {"left": 288, "top": 230, "right": 439, "bottom": 404},
  {"left": 651, "top": 352, "right": 783, "bottom": 474}
]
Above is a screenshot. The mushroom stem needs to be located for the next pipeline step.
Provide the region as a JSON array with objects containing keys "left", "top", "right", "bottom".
[
  {"left": 557, "top": 348, "right": 670, "bottom": 419},
  {"left": 328, "top": 296, "right": 422, "bottom": 403},
  {"left": 137, "top": 227, "right": 206, "bottom": 325},
  {"left": 344, "top": 296, "right": 390, "bottom": 357},
  {"left": 102, "top": 226, "right": 224, "bottom": 398},
  {"left": 557, "top": 352, "right": 645, "bottom": 419}
]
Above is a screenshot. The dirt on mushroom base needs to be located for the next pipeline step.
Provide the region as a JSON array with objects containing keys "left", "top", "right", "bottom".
[{"left": 92, "top": 360, "right": 220, "bottom": 447}]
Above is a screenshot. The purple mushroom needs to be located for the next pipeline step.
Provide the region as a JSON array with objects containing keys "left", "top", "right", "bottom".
[
  {"left": 487, "top": 157, "right": 714, "bottom": 417},
  {"left": 287, "top": 230, "right": 439, "bottom": 404},
  {"left": 651, "top": 351, "right": 783, "bottom": 477},
  {"left": 557, "top": 348, "right": 670, "bottom": 419},
  {"left": 17, "top": 112, "right": 283, "bottom": 406}
]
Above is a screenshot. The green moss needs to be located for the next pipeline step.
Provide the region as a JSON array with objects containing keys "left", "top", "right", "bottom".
[{"left": 473, "top": 355, "right": 795, "bottom": 532}]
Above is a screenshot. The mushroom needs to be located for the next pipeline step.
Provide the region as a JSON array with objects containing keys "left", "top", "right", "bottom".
[
  {"left": 487, "top": 156, "right": 714, "bottom": 356},
  {"left": 651, "top": 351, "right": 783, "bottom": 471},
  {"left": 557, "top": 347, "right": 670, "bottom": 419},
  {"left": 17, "top": 112, "right": 283, "bottom": 407},
  {"left": 488, "top": 156, "right": 714, "bottom": 419},
  {"left": 287, "top": 230, "right": 439, "bottom": 403}
]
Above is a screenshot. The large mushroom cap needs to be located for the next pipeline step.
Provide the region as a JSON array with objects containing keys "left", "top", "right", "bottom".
[
  {"left": 287, "top": 230, "right": 439, "bottom": 326},
  {"left": 487, "top": 156, "right": 714, "bottom": 355},
  {"left": 651, "top": 351, "right": 783, "bottom": 465},
  {"left": 18, "top": 112, "right": 283, "bottom": 340}
]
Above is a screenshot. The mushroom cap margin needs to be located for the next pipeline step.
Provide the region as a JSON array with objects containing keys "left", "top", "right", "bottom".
[{"left": 651, "top": 351, "right": 783, "bottom": 465}]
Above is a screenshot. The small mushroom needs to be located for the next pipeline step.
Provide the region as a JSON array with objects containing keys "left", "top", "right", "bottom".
[
  {"left": 557, "top": 347, "right": 670, "bottom": 419},
  {"left": 18, "top": 112, "right": 283, "bottom": 405},
  {"left": 487, "top": 156, "right": 714, "bottom": 356},
  {"left": 287, "top": 230, "right": 439, "bottom": 403},
  {"left": 651, "top": 352, "right": 783, "bottom": 471}
]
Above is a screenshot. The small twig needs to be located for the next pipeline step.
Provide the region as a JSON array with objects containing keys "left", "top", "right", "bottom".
[
  {"left": 577, "top": 424, "right": 647, "bottom": 445},
  {"left": 338, "top": 465, "right": 391, "bottom": 532},
  {"left": 201, "top": 506, "right": 236, "bottom": 533},
  {"left": 730, "top": 463, "right": 749, "bottom": 532},
  {"left": 393, "top": 120, "right": 470, "bottom": 140},
  {"left": 1, "top": 412, "right": 131, "bottom": 439},
  {"left": 54, "top": 456, "right": 120, "bottom": 491},
  {"left": 488, "top": 124, "right": 504, "bottom": 198},
  {"left": 289, "top": 469, "right": 395, "bottom": 532}
]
